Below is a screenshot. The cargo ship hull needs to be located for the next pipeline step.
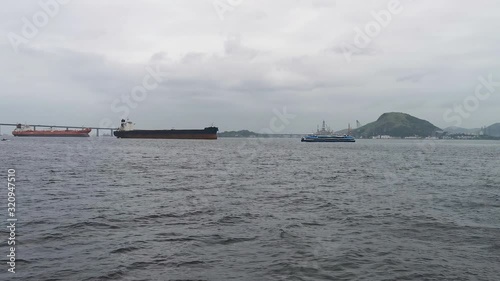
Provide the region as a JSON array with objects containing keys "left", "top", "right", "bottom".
[
  {"left": 114, "top": 128, "right": 218, "bottom": 139},
  {"left": 13, "top": 133, "right": 90, "bottom": 137},
  {"left": 13, "top": 127, "right": 91, "bottom": 137}
]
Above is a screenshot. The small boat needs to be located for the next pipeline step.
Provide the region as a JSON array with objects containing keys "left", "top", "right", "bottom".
[
  {"left": 1, "top": 138, "right": 9, "bottom": 141},
  {"left": 301, "top": 134, "right": 355, "bottom": 142},
  {"left": 301, "top": 120, "right": 356, "bottom": 143}
]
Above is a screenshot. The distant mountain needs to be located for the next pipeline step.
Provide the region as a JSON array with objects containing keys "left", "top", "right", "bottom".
[
  {"left": 353, "top": 112, "right": 441, "bottom": 138},
  {"left": 218, "top": 130, "right": 302, "bottom": 138},
  {"left": 484, "top": 123, "right": 500, "bottom": 137},
  {"left": 443, "top": 126, "right": 481, "bottom": 135},
  {"left": 335, "top": 128, "right": 349, "bottom": 135},
  {"left": 218, "top": 130, "right": 260, "bottom": 137}
]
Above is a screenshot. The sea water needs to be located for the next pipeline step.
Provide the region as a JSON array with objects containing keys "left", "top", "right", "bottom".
[{"left": 0, "top": 137, "right": 499, "bottom": 280}]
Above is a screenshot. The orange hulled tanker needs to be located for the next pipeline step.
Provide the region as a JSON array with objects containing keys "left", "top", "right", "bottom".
[{"left": 12, "top": 124, "right": 91, "bottom": 137}]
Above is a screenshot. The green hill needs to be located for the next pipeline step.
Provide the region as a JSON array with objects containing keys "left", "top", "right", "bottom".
[
  {"left": 218, "top": 130, "right": 260, "bottom": 137},
  {"left": 484, "top": 123, "right": 500, "bottom": 137},
  {"left": 354, "top": 112, "right": 441, "bottom": 138}
]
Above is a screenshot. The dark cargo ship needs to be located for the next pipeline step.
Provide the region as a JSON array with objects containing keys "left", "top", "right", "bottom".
[{"left": 113, "top": 119, "right": 218, "bottom": 139}]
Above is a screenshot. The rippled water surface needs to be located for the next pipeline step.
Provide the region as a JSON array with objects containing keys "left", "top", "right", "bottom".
[{"left": 1, "top": 137, "right": 499, "bottom": 281}]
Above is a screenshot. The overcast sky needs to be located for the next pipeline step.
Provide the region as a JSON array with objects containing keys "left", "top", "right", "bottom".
[{"left": 1, "top": 0, "right": 499, "bottom": 133}]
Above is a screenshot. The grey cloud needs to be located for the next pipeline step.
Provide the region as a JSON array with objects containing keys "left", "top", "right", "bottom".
[
  {"left": 1, "top": 0, "right": 500, "bottom": 132},
  {"left": 224, "top": 35, "right": 258, "bottom": 59},
  {"left": 396, "top": 73, "right": 429, "bottom": 83},
  {"left": 327, "top": 43, "right": 380, "bottom": 57},
  {"left": 150, "top": 52, "right": 168, "bottom": 62}
]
